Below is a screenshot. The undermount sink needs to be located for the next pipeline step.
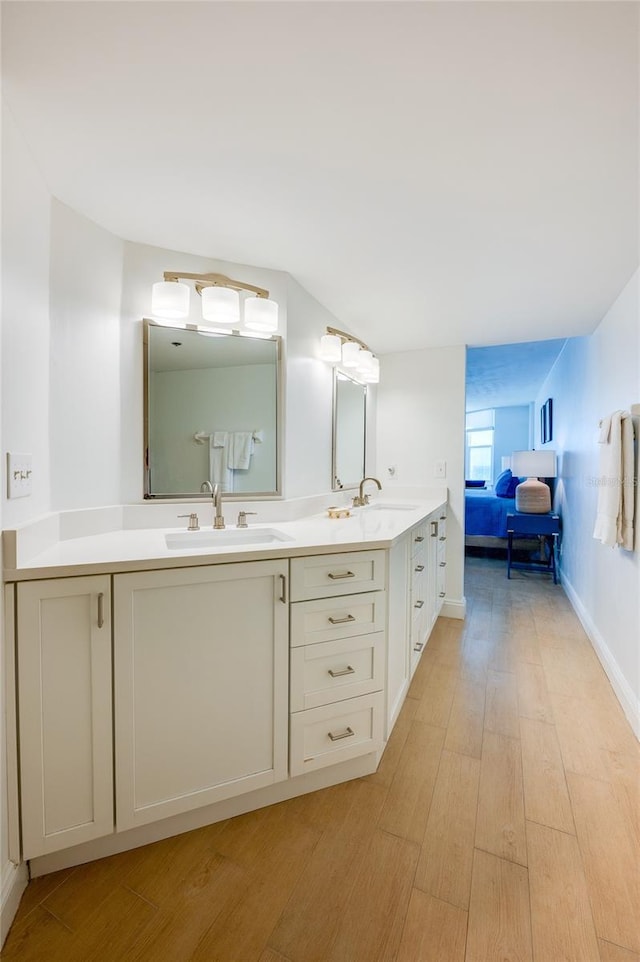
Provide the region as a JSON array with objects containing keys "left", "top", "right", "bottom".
[
  {"left": 165, "top": 527, "right": 294, "bottom": 550},
  {"left": 367, "top": 503, "right": 419, "bottom": 512}
]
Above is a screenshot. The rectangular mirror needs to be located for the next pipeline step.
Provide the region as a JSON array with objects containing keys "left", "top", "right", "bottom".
[
  {"left": 332, "top": 370, "right": 367, "bottom": 491},
  {"left": 144, "top": 320, "right": 282, "bottom": 498}
]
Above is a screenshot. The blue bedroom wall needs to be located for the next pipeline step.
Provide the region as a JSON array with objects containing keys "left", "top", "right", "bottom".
[{"left": 493, "top": 404, "right": 531, "bottom": 481}]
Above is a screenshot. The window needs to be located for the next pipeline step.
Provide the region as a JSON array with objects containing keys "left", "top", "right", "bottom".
[{"left": 466, "top": 409, "right": 495, "bottom": 482}]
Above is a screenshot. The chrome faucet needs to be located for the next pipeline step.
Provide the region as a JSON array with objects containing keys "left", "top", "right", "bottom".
[
  {"left": 352, "top": 476, "right": 382, "bottom": 507},
  {"left": 200, "top": 480, "right": 225, "bottom": 529}
]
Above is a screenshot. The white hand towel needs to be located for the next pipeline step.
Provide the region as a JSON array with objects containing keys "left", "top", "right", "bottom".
[
  {"left": 209, "top": 432, "right": 233, "bottom": 492},
  {"left": 593, "top": 410, "right": 635, "bottom": 549},
  {"left": 593, "top": 412, "right": 622, "bottom": 547},
  {"left": 228, "top": 432, "right": 254, "bottom": 470},
  {"left": 619, "top": 412, "right": 635, "bottom": 550}
]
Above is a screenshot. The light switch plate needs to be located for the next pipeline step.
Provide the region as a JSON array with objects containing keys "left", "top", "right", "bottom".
[
  {"left": 7, "top": 453, "right": 33, "bottom": 499},
  {"left": 435, "top": 460, "right": 447, "bottom": 479}
]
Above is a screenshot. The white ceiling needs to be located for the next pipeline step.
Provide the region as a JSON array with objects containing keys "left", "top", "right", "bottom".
[
  {"left": 2, "top": 1, "right": 638, "bottom": 355},
  {"left": 465, "top": 338, "right": 567, "bottom": 411}
]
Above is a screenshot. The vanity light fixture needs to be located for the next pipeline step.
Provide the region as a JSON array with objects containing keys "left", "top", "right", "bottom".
[
  {"left": 319, "top": 326, "right": 380, "bottom": 383},
  {"left": 151, "top": 271, "right": 278, "bottom": 332}
]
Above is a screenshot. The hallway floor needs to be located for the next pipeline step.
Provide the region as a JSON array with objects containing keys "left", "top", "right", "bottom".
[{"left": 4, "top": 556, "right": 639, "bottom": 961}]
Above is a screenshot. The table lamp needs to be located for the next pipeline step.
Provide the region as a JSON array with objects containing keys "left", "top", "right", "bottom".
[{"left": 511, "top": 450, "right": 557, "bottom": 513}]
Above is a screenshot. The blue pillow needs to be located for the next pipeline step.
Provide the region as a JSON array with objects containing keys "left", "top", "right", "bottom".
[{"left": 494, "top": 468, "right": 520, "bottom": 498}]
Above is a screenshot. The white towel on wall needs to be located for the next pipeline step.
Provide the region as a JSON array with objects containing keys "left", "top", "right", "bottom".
[
  {"left": 593, "top": 410, "right": 635, "bottom": 550},
  {"left": 209, "top": 432, "right": 233, "bottom": 492},
  {"left": 619, "top": 412, "right": 635, "bottom": 550},
  {"left": 228, "top": 432, "right": 254, "bottom": 470}
]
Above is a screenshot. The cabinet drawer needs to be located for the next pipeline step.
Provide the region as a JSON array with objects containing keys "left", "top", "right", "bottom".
[
  {"left": 290, "top": 632, "right": 384, "bottom": 711},
  {"left": 290, "top": 550, "right": 385, "bottom": 601},
  {"left": 290, "top": 591, "right": 386, "bottom": 647},
  {"left": 290, "top": 692, "right": 384, "bottom": 776}
]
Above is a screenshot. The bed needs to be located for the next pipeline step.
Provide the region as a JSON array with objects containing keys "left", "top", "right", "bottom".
[{"left": 465, "top": 487, "right": 516, "bottom": 546}]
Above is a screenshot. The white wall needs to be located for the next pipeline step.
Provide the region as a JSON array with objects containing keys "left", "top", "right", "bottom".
[
  {"left": 284, "top": 275, "right": 338, "bottom": 498},
  {"left": 376, "top": 345, "right": 467, "bottom": 615},
  {"left": 49, "top": 200, "right": 124, "bottom": 509},
  {"left": 493, "top": 404, "right": 530, "bottom": 480},
  {"left": 0, "top": 105, "right": 43, "bottom": 939},
  {"left": 1, "top": 107, "right": 52, "bottom": 527},
  {"left": 535, "top": 270, "right": 639, "bottom": 732}
]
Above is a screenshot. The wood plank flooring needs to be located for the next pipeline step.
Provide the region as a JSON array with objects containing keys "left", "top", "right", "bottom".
[{"left": 4, "top": 554, "right": 639, "bottom": 961}]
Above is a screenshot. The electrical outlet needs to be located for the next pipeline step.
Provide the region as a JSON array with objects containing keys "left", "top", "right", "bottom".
[
  {"left": 7, "top": 453, "right": 33, "bottom": 499},
  {"left": 435, "top": 460, "right": 447, "bottom": 479}
]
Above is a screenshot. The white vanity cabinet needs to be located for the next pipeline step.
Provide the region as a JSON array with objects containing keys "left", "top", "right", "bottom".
[
  {"left": 289, "top": 551, "right": 386, "bottom": 775},
  {"left": 410, "top": 520, "right": 430, "bottom": 676},
  {"left": 113, "top": 559, "right": 288, "bottom": 830},
  {"left": 429, "top": 509, "right": 447, "bottom": 621},
  {"left": 17, "top": 576, "right": 113, "bottom": 859}
]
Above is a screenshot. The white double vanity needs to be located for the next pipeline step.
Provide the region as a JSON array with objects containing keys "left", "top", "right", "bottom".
[{"left": 3, "top": 495, "right": 447, "bottom": 877}]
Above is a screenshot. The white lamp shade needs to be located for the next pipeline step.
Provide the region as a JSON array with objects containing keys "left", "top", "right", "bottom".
[
  {"left": 511, "top": 450, "right": 557, "bottom": 478},
  {"left": 363, "top": 356, "right": 380, "bottom": 383},
  {"left": 152, "top": 281, "right": 190, "bottom": 319},
  {"left": 356, "top": 349, "right": 373, "bottom": 374},
  {"left": 319, "top": 333, "right": 342, "bottom": 362},
  {"left": 342, "top": 341, "right": 361, "bottom": 368},
  {"left": 201, "top": 286, "right": 240, "bottom": 325},
  {"left": 244, "top": 296, "right": 278, "bottom": 332}
]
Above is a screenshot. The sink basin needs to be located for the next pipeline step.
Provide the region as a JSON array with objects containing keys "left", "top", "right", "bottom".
[
  {"left": 367, "top": 503, "right": 419, "bottom": 512},
  {"left": 165, "top": 527, "right": 294, "bottom": 550}
]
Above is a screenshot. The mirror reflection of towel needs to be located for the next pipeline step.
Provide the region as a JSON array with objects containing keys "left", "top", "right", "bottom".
[
  {"left": 209, "top": 432, "right": 232, "bottom": 491},
  {"left": 228, "top": 432, "right": 254, "bottom": 470}
]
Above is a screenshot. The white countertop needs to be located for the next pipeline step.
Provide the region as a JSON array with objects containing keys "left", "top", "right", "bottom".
[{"left": 3, "top": 497, "right": 447, "bottom": 581}]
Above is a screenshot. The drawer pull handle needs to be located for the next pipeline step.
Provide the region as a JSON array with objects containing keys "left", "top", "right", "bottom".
[
  {"left": 414, "top": 564, "right": 425, "bottom": 572},
  {"left": 414, "top": 535, "right": 424, "bottom": 543},
  {"left": 414, "top": 641, "right": 424, "bottom": 652},
  {"left": 328, "top": 726, "right": 355, "bottom": 742},
  {"left": 430, "top": 522, "right": 438, "bottom": 537},
  {"left": 328, "top": 665, "right": 356, "bottom": 678},
  {"left": 440, "top": 514, "right": 446, "bottom": 520},
  {"left": 439, "top": 591, "right": 446, "bottom": 597},
  {"left": 439, "top": 536, "right": 446, "bottom": 541},
  {"left": 414, "top": 600, "right": 424, "bottom": 609},
  {"left": 328, "top": 570, "right": 355, "bottom": 580},
  {"left": 97, "top": 592, "right": 105, "bottom": 629},
  {"left": 328, "top": 614, "right": 356, "bottom": 625},
  {"left": 439, "top": 561, "right": 446, "bottom": 567},
  {"left": 279, "top": 574, "right": 287, "bottom": 604}
]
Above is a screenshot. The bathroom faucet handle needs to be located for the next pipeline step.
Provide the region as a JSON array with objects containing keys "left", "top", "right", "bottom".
[
  {"left": 178, "top": 513, "right": 200, "bottom": 531},
  {"left": 237, "top": 511, "right": 257, "bottom": 528}
]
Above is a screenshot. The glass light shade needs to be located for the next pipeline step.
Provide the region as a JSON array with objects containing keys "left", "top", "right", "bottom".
[
  {"left": 244, "top": 296, "right": 278, "bottom": 332},
  {"left": 342, "top": 341, "right": 361, "bottom": 368},
  {"left": 151, "top": 281, "right": 190, "bottom": 319},
  {"left": 356, "top": 349, "right": 373, "bottom": 375},
  {"left": 319, "top": 333, "right": 342, "bottom": 362},
  {"left": 201, "top": 286, "right": 240, "bottom": 325},
  {"left": 363, "top": 356, "right": 380, "bottom": 383},
  {"left": 511, "top": 449, "right": 557, "bottom": 478}
]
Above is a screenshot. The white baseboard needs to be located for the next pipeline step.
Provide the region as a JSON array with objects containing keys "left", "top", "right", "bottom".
[
  {"left": 1, "top": 860, "right": 28, "bottom": 948},
  {"left": 562, "top": 571, "right": 640, "bottom": 739},
  {"left": 441, "top": 597, "right": 466, "bottom": 620}
]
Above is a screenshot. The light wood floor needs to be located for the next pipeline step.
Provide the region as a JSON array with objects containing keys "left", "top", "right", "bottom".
[{"left": 4, "top": 555, "right": 639, "bottom": 961}]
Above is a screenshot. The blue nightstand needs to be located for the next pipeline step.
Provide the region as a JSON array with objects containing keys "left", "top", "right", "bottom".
[{"left": 506, "top": 512, "right": 561, "bottom": 583}]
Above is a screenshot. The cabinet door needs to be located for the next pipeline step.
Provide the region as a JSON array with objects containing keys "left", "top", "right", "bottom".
[
  {"left": 386, "top": 534, "right": 410, "bottom": 733},
  {"left": 114, "top": 559, "right": 288, "bottom": 830},
  {"left": 18, "top": 576, "right": 113, "bottom": 859},
  {"left": 436, "top": 510, "right": 447, "bottom": 616}
]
